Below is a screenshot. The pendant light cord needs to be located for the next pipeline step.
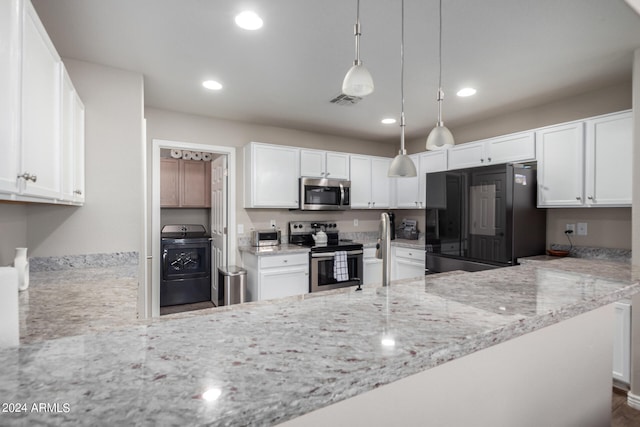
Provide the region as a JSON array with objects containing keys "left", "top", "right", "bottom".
[
  {"left": 438, "top": 0, "right": 442, "bottom": 91},
  {"left": 399, "top": 0, "right": 406, "bottom": 153},
  {"left": 354, "top": 0, "right": 361, "bottom": 65}
]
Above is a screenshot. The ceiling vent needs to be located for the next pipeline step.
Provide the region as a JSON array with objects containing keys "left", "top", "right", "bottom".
[{"left": 329, "top": 93, "right": 363, "bottom": 105}]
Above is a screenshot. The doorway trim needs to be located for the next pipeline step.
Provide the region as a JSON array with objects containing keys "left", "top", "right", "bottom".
[{"left": 149, "top": 139, "right": 236, "bottom": 318}]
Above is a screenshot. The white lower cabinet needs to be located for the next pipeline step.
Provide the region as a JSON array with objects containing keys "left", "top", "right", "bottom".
[
  {"left": 243, "top": 252, "right": 309, "bottom": 302},
  {"left": 613, "top": 301, "right": 631, "bottom": 385},
  {"left": 392, "top": 246, "right": 425, "bottom": 281},
  {"left": 363, "top": 247, "right": 382, "bottom": 285}
]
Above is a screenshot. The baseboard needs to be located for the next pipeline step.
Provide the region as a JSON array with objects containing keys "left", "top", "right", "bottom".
[{"left": 627, "top": 391, "right": 640, "bottom": 410}]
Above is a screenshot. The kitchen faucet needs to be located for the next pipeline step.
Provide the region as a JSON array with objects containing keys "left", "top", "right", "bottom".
[{"left": 376, "top": 212, "right": 391, "bottom": 287}]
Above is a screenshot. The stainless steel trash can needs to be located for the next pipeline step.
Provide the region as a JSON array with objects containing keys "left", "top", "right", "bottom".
[{"left": 218, "top": 265, "right": 247, "bottom": 306}]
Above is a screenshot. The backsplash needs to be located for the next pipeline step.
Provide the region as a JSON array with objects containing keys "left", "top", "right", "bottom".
[
  {"left": 29, "top": 252, "right": 139, "bottom": 272},
  {"left": 549, "top": 244, "right": 631, "bottom": 263}
]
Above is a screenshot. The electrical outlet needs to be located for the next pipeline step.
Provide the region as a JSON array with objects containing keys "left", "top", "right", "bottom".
[
  {"left": 353, "top": 218, "right": 359, "bottom": 227},
  {"left": 565, "top": 223, "right": 575, "bottom": 234},
  {"left": 270, "top": 219, "right": 276, "bottom": 228},
  {"left": 577, "top": 222, "right": 588, "bottom": 236},
  {"left": 237, "top": 224, "right": 244, "bottom": 235}
]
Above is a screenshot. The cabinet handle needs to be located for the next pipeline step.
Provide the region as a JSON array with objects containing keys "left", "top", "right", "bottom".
[
  {"left": 326, "top": 172, "right": 330, "bottom": 176},
  {"left": 372, "top": 201, "right": 375, "bottom": 207},
  {"left": 283, "top": 259, "right": 288, "bottom": 263},
  {"left": 74, "top": 190, "right": 83, "bottom": 195},
  {"left": 368, "top": 202, "right": 371, "bottom": 208},
  {"left": 480, "top": 158, "right": 484, "bottom": 163},
  {"left": 17, "top": 172, "right": 37, "bottom": 183},
  {"left": 587, "top": 196, "right": 593, "bottom": 200},
  {"left": 576, "top": 196, "right": 581, "bottom": 201},
  {"left": 487, "top": 157, "right": 492, "bottom": 162}
]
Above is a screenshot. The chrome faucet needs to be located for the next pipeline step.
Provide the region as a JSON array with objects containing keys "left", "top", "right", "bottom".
[{"left": 376, "top": 212, "right": 391, "bottom": 287}]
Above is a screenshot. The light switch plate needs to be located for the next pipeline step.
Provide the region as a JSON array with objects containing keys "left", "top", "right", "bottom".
[
  {"left": 577, "top": 222, "right": 588, "bottom": 236},
  {"left": 237, "top": 224, "right": 244, "bottom": 235}
]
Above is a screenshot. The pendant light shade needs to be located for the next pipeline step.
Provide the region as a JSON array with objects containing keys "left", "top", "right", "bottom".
[
  {"left": 388, "top": 0, "right": 417, "bottom": 178},
  {"left": 426, "top": 0, "right": 454, "bottom": 150},
  {"left": 342, "top": 0, "right": 374, "bottom": 97}
]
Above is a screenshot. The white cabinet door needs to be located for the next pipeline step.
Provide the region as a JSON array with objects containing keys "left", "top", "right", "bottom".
[
  {"left": 363, "top": 247, "right": 382, "bottom": 285},
  {"left": 72, "top": 91, "right": 85, "bottom": 204},
  {"left": 448, "top": 141, "right": 485, "bottom": 170},
  {"left": 585, "top": 112, "right": 632, "bottom": 207},
  {"left": 326, "top": 152, "right": 349, "bottom": 180},
  {"left": 392, "top": 247, "right": 425, "bottom": 280},
  {"left": 20, "top": 1, "right": 62, "bottom": 199},
  {"left": 0, "top": 0, "right": 21, "bottom": 195},
  {"left": 393, "top": 154, "right": 420, "bottom": 208},
  {"left": 300, "top": 150, "right": 350, "bottom": 180},
  {"left": 60, "top": 67, "right": 75, "bottom": 201},
  {"left": 613, "top": 301, "right": 631, "bottom": 384},
  {"left": 300, "top": 149, "right": 325, "bottom": 178},
  {"left": 350, "top": 155, "right": 372, "bottom": 208},
  {"left": 536, "top": 122, "right": 585, "bottom": 207},
  {"left": 244, "top": 142, "right": 300, "bottom": 208},
  {"left": 418, "top": 150, "right": 448, "bottom": 208},
  {"left": 259, "top": 265, "right": 308, "bottom": 301},
  {"left": 485, "top": 131, "right": 535, "bottom": 164},
  {"left": 370, "top": 157, "right": 391, "bottom": 208}
]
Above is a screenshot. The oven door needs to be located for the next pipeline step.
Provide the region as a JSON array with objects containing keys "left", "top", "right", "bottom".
[
  {"left": 161, "top": 241, "right": 211, "bottom": 281},
  {"left": 310, "top": 249, "right": 363, "bottom": 292}
]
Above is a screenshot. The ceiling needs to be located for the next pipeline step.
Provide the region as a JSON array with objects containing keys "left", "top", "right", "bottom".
[{"left": 31, "top": 0, "right": 640, "bottom": 144}]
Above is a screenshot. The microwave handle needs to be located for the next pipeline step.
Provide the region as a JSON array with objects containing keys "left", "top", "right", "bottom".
[{"left": 340, "top": 183, "right": 345, "bottom": 206}]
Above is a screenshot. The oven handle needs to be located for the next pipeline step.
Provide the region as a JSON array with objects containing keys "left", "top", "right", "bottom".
[{"left": 311, "top": 249, "right": 363, "bottom": 258}]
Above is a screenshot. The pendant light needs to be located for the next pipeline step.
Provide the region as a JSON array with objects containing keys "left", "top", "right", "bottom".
[
  {"left": 342, "top": 0, "right": 374, "bottom": 97},
  {"left": 388, "top": 0, "right": 417, "bottom": 178},
  {"left": 426, "top": 0, "right": 454, "bottom": 150}
]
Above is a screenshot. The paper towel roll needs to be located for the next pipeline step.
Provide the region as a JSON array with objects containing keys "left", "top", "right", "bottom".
[
  {"left": 191, "top": 151, "right": 202, "bottom": 161},
  {"left": 170, "top": 149, "right": 182, "bottom": 159},
  {"left": 182, "top": 150, "right": 193, "bottom": 160},
  {"left": 202, "top": 153, "right": 212, "bottom": 161}
]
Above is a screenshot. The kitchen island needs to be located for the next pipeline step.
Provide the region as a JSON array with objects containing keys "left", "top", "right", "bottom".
[{"left": 0, "top": 257, "right": 638, "bottom": 426}]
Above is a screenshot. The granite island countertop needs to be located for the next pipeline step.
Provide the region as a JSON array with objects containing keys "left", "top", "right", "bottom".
[{"left": 1, "top": 257, "right": 639, "bottom": 426}]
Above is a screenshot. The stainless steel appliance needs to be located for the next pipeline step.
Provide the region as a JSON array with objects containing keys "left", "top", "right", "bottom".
[
  {"left": 288, "top": 221, "right": 363, "bottom": 292},
  {"left": 250, "top": 229, "right": 281, "bottom": 247},
  {"left": 160, "top": 224, "right": 211, "bottom": 306},
  {"left": 299, "top": 177, "right": 350, "bottom": 211},
  {"left": 424, "top": 162, "right": 546, "bottom": 273}
]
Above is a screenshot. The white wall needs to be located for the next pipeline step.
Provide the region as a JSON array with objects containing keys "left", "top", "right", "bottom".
[{"left": 0, "top": 59, "right": 145, "bottom": 261}]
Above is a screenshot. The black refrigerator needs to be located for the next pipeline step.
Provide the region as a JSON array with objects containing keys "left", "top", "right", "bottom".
[{"left": 424, "top": 162, "right": 546, "bottom": 273}]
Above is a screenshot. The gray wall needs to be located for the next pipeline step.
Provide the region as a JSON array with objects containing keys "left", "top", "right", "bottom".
[{"left": 0, "top": 59, "right": 144, "bottom": 265}]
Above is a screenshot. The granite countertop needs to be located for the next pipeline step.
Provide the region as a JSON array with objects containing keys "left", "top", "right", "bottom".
[
  {"left": 239, "top": 243, "right": 310, "bottom": 256},
  {"left": 1, "top": 258, "right": 639, "bottom": 426}
]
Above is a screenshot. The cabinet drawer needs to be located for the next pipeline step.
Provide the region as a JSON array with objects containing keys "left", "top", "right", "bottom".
[
  {"left": 260, "top": 253, "right": 308, "bottom": 269},
  {"left": 394, "top": 247, "right": 425, "bottom": 261}
]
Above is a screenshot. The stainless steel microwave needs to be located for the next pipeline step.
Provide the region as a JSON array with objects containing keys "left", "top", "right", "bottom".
[{"left": 299, "top": 177, "right": 350, "bottom": 210}]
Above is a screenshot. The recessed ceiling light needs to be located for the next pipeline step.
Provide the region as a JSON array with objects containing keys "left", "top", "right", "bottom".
[
  {"left": 235, "top": 11, "right": 263, "bottom": 30},
  {"left": 202, "top": 80, "right": 223, "bottom": 91},
  {"left": 381, "top": 118, "right": 397, "bottom": 125},
  {"left": 457, "top": 87, "right": 477, "bottom": 97}
]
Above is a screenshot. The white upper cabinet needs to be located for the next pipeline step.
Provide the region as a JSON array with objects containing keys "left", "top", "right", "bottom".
[
  {"left": 393, "top": 154, "right": 420, "bottom": 209},
  {"left": 300, "top": 149, "right": 349, "bottom": 180},
  {"left": 448, "top": 131, "right": 535, "bottom": 170},
  {"left": 0, "top": 0, "right": 21, "bottom": 195},
  {"left": 584, "top": 111, "right": 632, "bottom": 206},
  {"left": 350, "top": 155, "right": 391, "bottom": 209},
  {"left": 20, "top": 0, "right": 62, "bottom": 199},
  {"left": 448, "top": 140, "right": 486, "bottom": 170},
  {"left": 0, "top": 0, "right": 85, "bottom": 205},
  {"left": 393, "top": 150, "right": 447, "bottom": 209},
  {"left": 537, "top": 111, "right": 632, "bottom": 208},
  {"left": 244, "top": 142, "right": 300, "bottom": 208},
  {"left": 536, "top": 122, "right": 585, "bottom": 207}
]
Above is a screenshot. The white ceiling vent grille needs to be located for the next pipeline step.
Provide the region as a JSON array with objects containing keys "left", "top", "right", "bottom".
[{"left": 329, "top": 93, "right": 363, "bottom": 105}]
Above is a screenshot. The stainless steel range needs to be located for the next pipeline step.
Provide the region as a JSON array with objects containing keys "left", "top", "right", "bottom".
[
  {"left": 288, "top": 221, "right": 363, "bottom": 293},
  {"left": 160, "top": 224, "right": 211, "bottom": 307}
]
